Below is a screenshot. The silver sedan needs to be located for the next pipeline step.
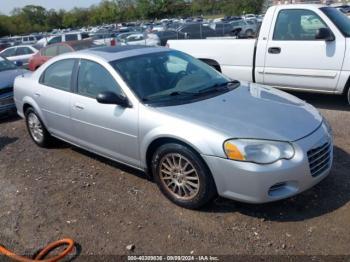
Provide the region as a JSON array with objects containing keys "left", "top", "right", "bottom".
[{"left": 14, "top": 46, "right": 333, "bottom": 209}]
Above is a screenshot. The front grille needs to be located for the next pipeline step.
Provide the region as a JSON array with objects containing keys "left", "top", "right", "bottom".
[
  {"left": 0, "top": 87, "right": 13, "bottom": 96},
  {"left": 307, "top": 142, "right": 331, "bottom": 177}
]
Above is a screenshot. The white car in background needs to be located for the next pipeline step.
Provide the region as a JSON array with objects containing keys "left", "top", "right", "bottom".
[
  {"left": 124, "top": 33, "right": 160, "bottom": 46},
  {"left": 0, "top": 45, "right": 38, "bottom": 67},
  {"left": 37, "top": 32, "right": 91, "bottom": 47}
]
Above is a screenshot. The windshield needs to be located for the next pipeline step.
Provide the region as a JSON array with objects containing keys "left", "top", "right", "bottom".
[
  {"left": 0, "top": 56, "right": 17, "bottom": 72},
  {"left": 321, "top": 7, "right": 350, "bottom": 37},
  {"left": 110, "top": 50, "right": 235, "bottom": 104}
]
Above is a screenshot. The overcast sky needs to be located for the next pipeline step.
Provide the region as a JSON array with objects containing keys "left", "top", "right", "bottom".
[{"left": 1, "top": 0, "right": 102, "bottom": 15}]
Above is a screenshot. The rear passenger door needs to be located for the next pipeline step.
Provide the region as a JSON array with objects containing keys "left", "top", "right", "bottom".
[
  {"left": 38, "top": 59, "right": 77, "bottom": 140},
  {"left": 70, "top": 59, "right": 139, "bottom": 166}
]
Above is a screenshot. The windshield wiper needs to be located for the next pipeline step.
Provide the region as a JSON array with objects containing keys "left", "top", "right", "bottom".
[{"left": 197, "top": 80, "right": 240, "bottom": 94}]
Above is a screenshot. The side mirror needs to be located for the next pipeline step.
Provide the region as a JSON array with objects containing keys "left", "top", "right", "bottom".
[
  {"left": 96, "top": 91, "right": 130, "bottom": 107},
  {"left": 315, "top": 28, "right": 335, "bottom": 41},
  {"left": 14, "top": 60, "right": 23, "bottom": 67}
]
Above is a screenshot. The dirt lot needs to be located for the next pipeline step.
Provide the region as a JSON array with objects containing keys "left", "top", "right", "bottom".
[{"left": 0, "top": 92, "right": 349, "bottom": 260}]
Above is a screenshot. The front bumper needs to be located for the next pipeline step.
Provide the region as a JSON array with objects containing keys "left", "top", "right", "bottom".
[
  {"left": 0, "top": 92, "right": 15, "bottom": 114},
  {"left": 203, "top": 123, "right": 333, "bottom": 203}
]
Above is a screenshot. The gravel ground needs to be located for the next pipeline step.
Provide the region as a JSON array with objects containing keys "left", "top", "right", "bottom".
[{"left": 0, "top": 92, "right": 349, "bottom": 260}]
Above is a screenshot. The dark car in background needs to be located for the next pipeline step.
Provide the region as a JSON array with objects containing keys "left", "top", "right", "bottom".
[
  {"left": 155, "top": 30, "right": 186, "bottom": 46},
  {"left": 28, "top": 40, "right": 97, "bottom": 71},
  {"left": 0, "top": 56, "right": 26, "bottom": 115},
  {"left": 177, "top": 23, "right": 217, "bottom": 39}
]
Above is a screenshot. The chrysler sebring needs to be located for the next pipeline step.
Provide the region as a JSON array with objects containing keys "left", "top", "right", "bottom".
[{"left": 14, "top": 46, "right": 333, "bottom": 209}]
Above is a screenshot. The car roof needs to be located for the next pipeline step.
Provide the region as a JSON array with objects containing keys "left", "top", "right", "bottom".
[{"left": 77, "top": 45, "right": 169, "bottom": 62}]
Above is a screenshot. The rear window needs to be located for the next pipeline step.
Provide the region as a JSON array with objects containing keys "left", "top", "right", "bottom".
[{"left": 321, "top": 7, "right": 350, "bottom": 37}]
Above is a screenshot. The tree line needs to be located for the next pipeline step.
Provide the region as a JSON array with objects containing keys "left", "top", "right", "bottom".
[{"left": 0, "top": 0, "right": 264, "bottom": 37}]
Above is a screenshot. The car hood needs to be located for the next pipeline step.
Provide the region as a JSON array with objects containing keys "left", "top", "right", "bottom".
[
  {"left": 0, "top": 69, "right": 26, "bottom": 89},
  {"left": 155, "top": 83, "right": 322, "bottom": 142}
]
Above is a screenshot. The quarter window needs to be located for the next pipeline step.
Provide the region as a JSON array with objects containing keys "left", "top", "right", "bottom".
[
  {"left": 77, "top": 60, "right": 122, "bottom": 98},
  {"left": 273, "top": 9, "right": 329, "bottom": 40},
  {"left": 40, "top": 59, "right": 75, "bottom": 91},
  {"left": 16, "top": 47, "right": 34, "bottom": 55}
]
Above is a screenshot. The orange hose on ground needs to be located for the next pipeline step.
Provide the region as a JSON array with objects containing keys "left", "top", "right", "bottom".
[{"left": 0, "top": 238, "right": 75, "bottom": 262}]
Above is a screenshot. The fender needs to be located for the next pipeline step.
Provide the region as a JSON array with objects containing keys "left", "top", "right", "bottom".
[{"left": 140, "top": 124, "right": 227, "bottom": 169}]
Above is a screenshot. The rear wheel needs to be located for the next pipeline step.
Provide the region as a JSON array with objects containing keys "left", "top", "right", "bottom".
[
  {"left": 152, "top": 143, "right": 216, "bottom": 209},
  {"left": 346, "top": 87, "right": 350, "bottom": 105},
  {"left": 25, "top": 107, "right": 52, "bottom": 147},
  {"left": 245, "top": 29, "right": 253, "bottom": 38}
]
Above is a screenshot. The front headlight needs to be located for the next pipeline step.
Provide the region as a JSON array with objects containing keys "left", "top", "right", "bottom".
[{"left": 223, "top": 139, "right": 295, "bottom": 164}]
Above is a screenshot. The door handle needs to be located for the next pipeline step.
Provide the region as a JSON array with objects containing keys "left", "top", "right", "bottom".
[
  {"left": 74, "top": 103, "right": 85, "bottom": 110},
  {"left": 268, "top": 47, "right": 281, "bottom": 54}
]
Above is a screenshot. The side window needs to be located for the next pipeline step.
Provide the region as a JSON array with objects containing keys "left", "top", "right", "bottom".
[
  {"left": 16, "top": 47, "right": 33, "bottom": 55},
  {"left": 273, "top": 9, "right": 329, "bottom": 40},
  {"left": 40, "top": 59, "right": 75, "bottom": 91},
  {"left": 1, "top": 48, "right": 16, "bottom": 57},
  {"left": 48, "top": 36, "right": 62, "bottom": 45},
  {"left": 65, "top": 34, "right": 78, "bottom": 41},
  {"left": 58, "top": 45, "right": 72, "bottom": 54},
  {"left": 77, "top": 60, "right": 122, "bottom": 98},
  {"left": 43, "top": 46, "right": 57, "bottom": 57}
]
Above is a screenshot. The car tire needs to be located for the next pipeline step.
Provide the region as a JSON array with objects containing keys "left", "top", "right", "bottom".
[
  {"left": 246, "top": 29, "right": 253, "bottom": 37},
  {"left": 347, "top": 86, "right": 350, "bottom": 105},
  {"left": 25, "top": 107, "right": 52, "bottom": 147},
  {"left": 152, "top": 143, "right": 217, "bottom": 209}
]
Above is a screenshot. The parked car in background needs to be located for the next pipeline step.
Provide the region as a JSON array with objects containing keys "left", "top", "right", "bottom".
[
  {"left": 0, "top": 45, "right": 38, "bottom": 68},
  {"left": 20, "top": 35, "right": 37, "bottom": 45},
  {"left": 116, "top": 32, "right": 140, "bottom": 44},
  {"left": 29, "top": 40, "right": 97, "bottom": 71},
  {"left": 177, "top": 23, "right": 217, "bottom": 39},
  {"left": 230, "top": 19, "right": 257, "bottom": 37},
  {"left": 92, "top": 32, "right": 117, "bottom": 46},
  {"left": 37, "top": 32, "right": 91, "bottom": 47},
  {"left": 14, "top": 46, "right": 333, "bottom": 209},
  {"left": 0, "top": 56, "right": 26, "bottom": 115},
  {"left": 124, "top": 33, "right": 160, "bottom": 46},
  {"left": 169, "top": 4, "right": 350, "bottom": 105},
  {"left": 0, "top": 43, "right": 11, "bottom": 52},
  {"left": 154, "top": 30, "right": 186, "bottom": 46}
]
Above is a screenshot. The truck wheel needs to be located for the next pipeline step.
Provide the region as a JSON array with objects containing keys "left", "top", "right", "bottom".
[
  {"left": 347, "top": 87, "right": 350, "bottom": 105},
  {"left": 152, "top": 143, "right": 217, "bottom": 209}
]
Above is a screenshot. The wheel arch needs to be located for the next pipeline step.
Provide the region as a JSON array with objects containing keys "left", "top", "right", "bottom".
[
  {"left": 145, "top": 137, "right": 207, "bottom": 178},
  {"left": 22, "top": 97, "right": 46, "bottom": 125}
]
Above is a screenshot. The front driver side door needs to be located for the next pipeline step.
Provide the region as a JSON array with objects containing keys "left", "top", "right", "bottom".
[
  {"left": 70, "top": 59, "right": 139, "bottom": 167},
  {"left": 263, "top": 8, "right": 345, "bottom": 91}
]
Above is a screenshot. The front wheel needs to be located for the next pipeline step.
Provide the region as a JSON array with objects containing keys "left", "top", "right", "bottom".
[{"left": 152, "top": 143, "right": 217, "bottom": 209}]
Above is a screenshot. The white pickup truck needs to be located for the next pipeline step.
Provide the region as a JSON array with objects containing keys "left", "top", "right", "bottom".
[{"left": 168, "top": 4, "right": 350, "bottom": 104}]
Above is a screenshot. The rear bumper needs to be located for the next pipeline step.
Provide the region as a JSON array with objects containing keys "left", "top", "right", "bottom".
[{"left": 203, "top": 123, "right": 333, "bottom": 203}]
